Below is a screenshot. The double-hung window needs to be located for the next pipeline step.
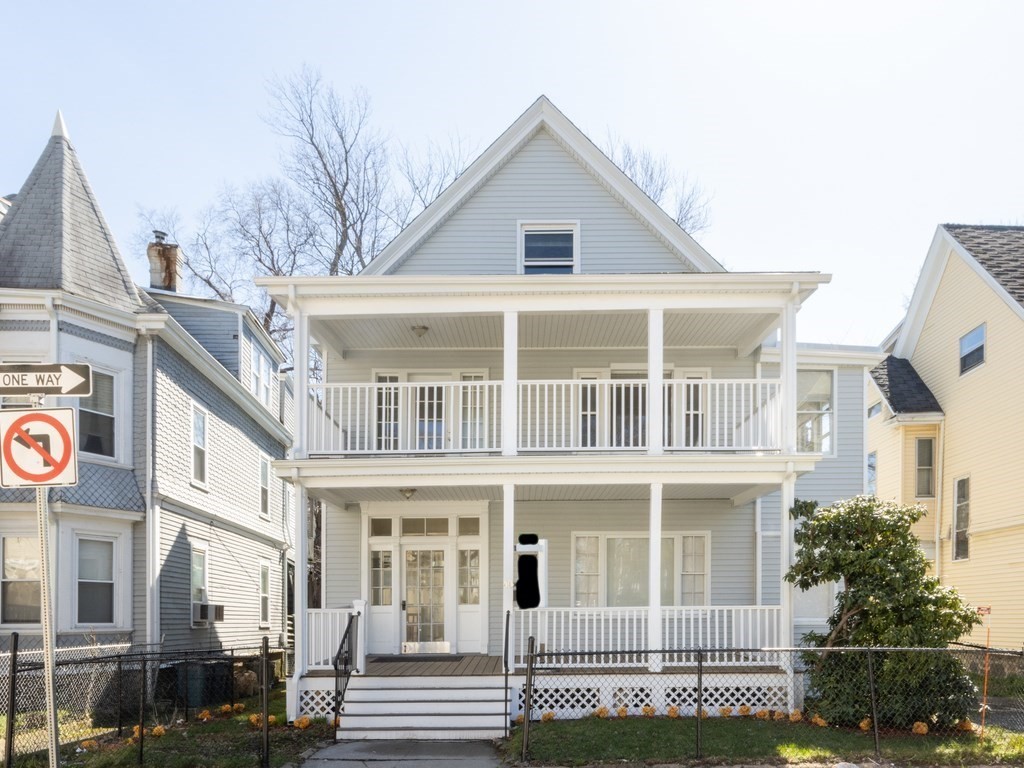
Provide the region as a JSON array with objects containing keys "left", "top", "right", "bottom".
[
  {"left": 251, "top": 344, "right": 273, "bottom": 407},
  {"left": 77, "top": 538, "right": 114, "bottom": 624},
  {"left": 954, "top": 478, "right": 970, "bottom": 561},
  {"left": 192, "top": 404, "right": 208, "bottom": 486},
  {"left": 520, "top": 223, "right": 579, "bottom": 274},
  {"left": 796, "top": 370, "right": 833, "bottom": 453},
  {"left": 191, "top": 544, "right": 209, "bottom": 625},
  {"left": 259, "top": 456, "right": 271, "bottom": 519},
  {"left": 79, "top": 371, "right": 116, "bottom": 458},
  {"left": 916, "top": 438, "right": 934, "bottom": 497},
  {"left": 572, "top": 533, "right": 708, "bottom": 607},
  {"left": 959, "top": 325, "right": 985, "bottom": 375},
  {"left": 259, "top": 561, "right": 271, "bottom": 628},
  {"left": 1, "top": 536, "right": 40, "bottom": 624}
]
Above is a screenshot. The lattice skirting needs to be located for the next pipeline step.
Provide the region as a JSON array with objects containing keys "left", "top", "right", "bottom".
[
  {"left": 520, "top": 674, "right": 797, "bottom": 719},
  {"left": 299, "top": 687, "right": 335, "bottom": 718}
]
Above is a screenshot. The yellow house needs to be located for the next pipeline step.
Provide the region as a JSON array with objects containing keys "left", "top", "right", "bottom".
[{"left": 868, "top": 224, "right": 1024, "bottom": 649}]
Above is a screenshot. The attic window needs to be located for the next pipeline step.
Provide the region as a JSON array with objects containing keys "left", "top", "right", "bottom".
[
  {"left": 520, "top": 222, "right": 579, "bottom": 274},
  {"left": 959, "top": 324, "right": 985, "bottom": 375},
  {"left": 867, "top": 402, "right": 882, "bottom": 419}
]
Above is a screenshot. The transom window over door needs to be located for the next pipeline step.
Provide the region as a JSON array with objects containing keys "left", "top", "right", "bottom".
[{"left": 520, "top": 222, "right": 580, "bottom": 274}]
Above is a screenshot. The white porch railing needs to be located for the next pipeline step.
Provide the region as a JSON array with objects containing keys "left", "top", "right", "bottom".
[
  {"left": 513, "top": 605, "right": 782, "bottom": 668},
  {"left": 306, "top": 608, "right": 356, "bottom": 669},
  {"left": 664, "top": 380, "right": 781, "bottom": 451},
  {"left": 306, "top": 379, "right": 781, "bottom": 455},
  {"left": 308, "top": 382, "right": 502, "bottom": 454}
]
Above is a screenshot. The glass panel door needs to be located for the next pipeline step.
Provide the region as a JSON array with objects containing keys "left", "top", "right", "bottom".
[
  {"left": 409, "top": 374, "right": 450, "bottom": 451},
  {"left": 403, "top": 548, "right": 446, "bottom": 651},
  {"left": 611, "top": 372, "right": 645, "bottom": 447}
]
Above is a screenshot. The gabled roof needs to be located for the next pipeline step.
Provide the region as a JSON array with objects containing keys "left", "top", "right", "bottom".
[
  {"left": 0, "top": 113, "right": 145, "bottom": 313},
  {"left": 893, "top": 224, "right": 1024, "bottom": 359},
  {"left": 362, "top": 96, "right": 724, "bottom": 276},
  {"left": 869, "top": 355, "right": 942, "bottom": 415}
]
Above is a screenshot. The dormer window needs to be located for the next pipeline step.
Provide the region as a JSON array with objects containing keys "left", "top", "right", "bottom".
[{"left": 519, "top": 222, "right": 579, "bottom": 274}]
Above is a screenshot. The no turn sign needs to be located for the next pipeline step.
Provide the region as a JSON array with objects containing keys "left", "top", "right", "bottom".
[{"left": 0, "top": 408, "right": 78, "bottom": 488}]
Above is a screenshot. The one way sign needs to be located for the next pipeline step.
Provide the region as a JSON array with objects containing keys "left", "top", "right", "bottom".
[{"left": 0, "top": 364, "right": 92, "bottom": 396}]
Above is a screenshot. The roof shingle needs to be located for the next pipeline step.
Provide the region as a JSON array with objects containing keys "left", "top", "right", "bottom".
[
  {"left": 943, "top": 224, "right": 1024, "bottom": 308},
  {"left": 869, "top": 355, "right": 942, "bottom": 415}
]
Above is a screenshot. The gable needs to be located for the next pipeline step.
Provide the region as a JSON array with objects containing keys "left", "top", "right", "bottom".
[{"left": 389, "top": 129, "right": 700, "bottom": 276}]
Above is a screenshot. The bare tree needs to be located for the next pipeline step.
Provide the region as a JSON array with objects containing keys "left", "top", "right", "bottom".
[{"left": 604, "top": 134, "right": 711, "bottom": 236}]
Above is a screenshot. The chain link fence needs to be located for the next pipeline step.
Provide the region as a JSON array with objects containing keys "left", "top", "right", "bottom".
[
  {"left": 0, "top": 633, "right": 317, "bottom": 767},
  {"left": 519, "top": 642, "right": 1024, "bottom": 762}
]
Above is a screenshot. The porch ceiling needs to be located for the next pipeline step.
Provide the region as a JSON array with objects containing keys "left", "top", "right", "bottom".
[
  {"left": 311, "top": 310, "right": 779, "bottom": 352},
  {"left": 311, "top": 482, "right": 775, "bottom": 508}
]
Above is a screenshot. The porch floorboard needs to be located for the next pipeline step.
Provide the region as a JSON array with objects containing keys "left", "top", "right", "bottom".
[{"left": 363, "top": 654, "right": 505, "bottom": 677}]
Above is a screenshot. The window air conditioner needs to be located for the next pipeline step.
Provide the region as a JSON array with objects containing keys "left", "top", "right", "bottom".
[{"left": 192, "top": 602, "right": 209, "bottom": 625}]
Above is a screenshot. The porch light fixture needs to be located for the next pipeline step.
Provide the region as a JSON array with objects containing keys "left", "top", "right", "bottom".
[
  {"left": 411, "top": 325, "right": 429, "bottom": 338},
  {"left": 400, "top": 488, "right": 417, "bottom": 500}
]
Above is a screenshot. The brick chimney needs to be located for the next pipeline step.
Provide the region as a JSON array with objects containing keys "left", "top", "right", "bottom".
[{"left": 147, "top": 230, "right": 184, "bottom": 292}]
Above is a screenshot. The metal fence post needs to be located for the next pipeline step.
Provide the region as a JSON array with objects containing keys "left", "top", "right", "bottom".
[
  {"left": 5, "top": 632, "right": 18, "bottom": 768},
  {"left": 521, "top": 636, "right": 536, "bottom": 762},
  {"left": 137, "top": 657, "right": 146, "bottom": 767},
  {"left": 866, "top": 649, "right": 880, "bottom": 760},
  {"left": 261, "top": 637, "right": 270, "bottom": 768},
  {"left": 116, "top": 654, "right": 123, "bottom": 737},
  {"left": 695, "top": 647, "right": 703, "bottom": 759}
]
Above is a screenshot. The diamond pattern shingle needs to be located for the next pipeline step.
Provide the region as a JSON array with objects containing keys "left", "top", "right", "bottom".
[
  {"left": 944, "top": 224, "right": 1024, "bottom": 307},
  {"left": 0, "top": 129, "right": 144, "bottom": 312},
  {"left": 870, "top": 355, "right": 942, "bottom": 415}
]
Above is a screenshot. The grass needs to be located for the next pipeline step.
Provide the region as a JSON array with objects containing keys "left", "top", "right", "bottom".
[
  {"left": 502, "top": 714, "right": 1024, "bottom": 766},
  {"left": 11, "top": 689, "right": 333, "bottom": 768}
]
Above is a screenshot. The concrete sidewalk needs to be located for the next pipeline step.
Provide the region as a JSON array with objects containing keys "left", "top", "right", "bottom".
[{"left": 300, "top": 740, "right": 502, "bottom": 768}]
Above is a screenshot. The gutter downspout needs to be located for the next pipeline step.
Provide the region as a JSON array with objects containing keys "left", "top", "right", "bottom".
[
  {"left": 934, "top": 420, "right": 945, "bottom": 581},
  {"left": 143, "top": 333, "right": 160, "bottom": 646}
]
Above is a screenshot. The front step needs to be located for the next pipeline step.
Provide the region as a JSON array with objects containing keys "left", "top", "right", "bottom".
[{"left": 337, "top": 675, "right": 509, "bottom": 740}]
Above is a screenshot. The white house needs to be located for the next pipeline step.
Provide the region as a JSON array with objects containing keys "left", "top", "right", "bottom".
[{"left": 259, "top": 97, "right": 878, "bottom": 737}]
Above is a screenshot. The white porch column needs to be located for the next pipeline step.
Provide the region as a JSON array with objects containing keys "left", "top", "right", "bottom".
[
  {"left": 780, "top": 474, "right": 795, "bottom": 648},
  {"left": 287, "top": 481, "right": 309, "bottom": 721},
  {"left": 294, "top": 309, "right": 309, "bottom": 458},
  {"left": 648, "top": 482, "right": 663, "bottom": 671},
  {"left": 502, "top": 312, "right": 518, "bottom": 456},
  {"left": 502, "top": 483, "right": 516, "bottom": 669},
  {"left": 648, "top": 309, "right": 664, "bottom": 455},
  {"left": 780, "top": 299, "right": 798, "bottom": 454}
]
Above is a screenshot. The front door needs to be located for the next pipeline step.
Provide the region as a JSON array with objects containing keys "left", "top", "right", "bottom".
[{"left": 401, "top": 546, "right": 450, "bottom": 653}]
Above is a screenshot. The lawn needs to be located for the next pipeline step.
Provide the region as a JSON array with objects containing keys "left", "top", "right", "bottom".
[
  {"left": 503, "top": 714, "right": 1024, "bottom": 766},
  {"left": 11, "top": 688, "right": 333, "bottom": 768}
]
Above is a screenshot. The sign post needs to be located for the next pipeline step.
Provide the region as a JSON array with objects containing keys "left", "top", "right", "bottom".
[{"left": 0, "top": 363, "right": 90, "bottom": 768}]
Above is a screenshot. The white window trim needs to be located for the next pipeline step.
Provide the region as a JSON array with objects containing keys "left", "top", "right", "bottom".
[
  {"left": 258, "top": 559, "right": 271, "bottom": 629},
  {"left": 953, "top": 475, "right": 970, "bottom": 562},
  {"left": 250, "top": 342, "right": 274, "bottom": 409},
  {"left": 867, "top": 401, "right": 882, "bottom": 419},
  {"left": 959, "top": 323, "right": 986, "bottom": 377},
  {"left": 0, "top": 530, "right": 41, "bottom": 628},
  {"left": 77, "top": 363, "right": 129, "bottom": 467},
  {"left": 73, "top": 534, "right": 117, "bottom": 628},
  {"left": 915, "top": 437, "right": 935, "bottom": 499},
  {"left": 796, "top": 366, "right": 838, "bottom": 458},
  {"left": 190, "top": 541, "right": 210, "bottom": 628},
  {"left": 569, "top": 531, "right": 711, "bottom": 608},
  {"left": 517, "top": 220, "right": 581, "bottom": 274},
  {"left": 191, "top": 402, "right": 209, "bottom": 490},
  {"left": 259, "top": 454, "right": 272, "bottom": 520}
]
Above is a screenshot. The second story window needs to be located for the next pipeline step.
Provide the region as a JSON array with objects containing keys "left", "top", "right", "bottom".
[
  {"left": 259, "top": 456, "right": 270, "bottom": 519},
  {"left": 79, "top": 371, "right": 115, "bottom": 458},
  {"left": 796, "top": 370, "right": 833, "bottom": 454},
  {"left": 77, "top": 538, "right": 114, "bottom": 625},
  {"left": 954, "top": 477, "right": 970, "bottom": 560},
  {"left": 959, "top": 324, "right": 985, "bottom": 375},
  {"left": 251, "top": 345, "right": 273, "bottom": 407},
  {"left": 192, "top": 405, "right": 208, "bottom": 486},
  {"left": 916, "top": 438, "right": 935, "bottom": 497},
  {"left": 520, "top": 223, "right": 579, "bottom": 274}
]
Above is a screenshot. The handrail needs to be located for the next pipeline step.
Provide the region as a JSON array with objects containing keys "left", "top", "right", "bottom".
[
  {"left": 503, "top": 609, "right": 511, "bottom": 738},
  {"left": 331, "top": 611, "right": 360, "bottom": 738}
]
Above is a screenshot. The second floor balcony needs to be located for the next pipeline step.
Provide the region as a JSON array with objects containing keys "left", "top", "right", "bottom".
[{"left": 308, "top": 378, "right": 783, "bottom": 456}]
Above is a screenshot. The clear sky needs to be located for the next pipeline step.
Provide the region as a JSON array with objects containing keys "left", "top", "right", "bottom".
[{"left": 3, "top": 1, "right": 1023, "bottom": 346}]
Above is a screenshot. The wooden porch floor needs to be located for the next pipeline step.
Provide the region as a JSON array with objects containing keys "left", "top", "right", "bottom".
[{"left": 363, "top": 654, "right": 505, "bottom": 677}]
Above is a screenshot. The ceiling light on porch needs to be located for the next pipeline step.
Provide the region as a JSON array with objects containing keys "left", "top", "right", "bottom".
[
  {"left": 400, "top": 488, "right": 417, "bottom": 500},
  {"left": 411, "top": 325, "right": 429, "bottom": 338}
]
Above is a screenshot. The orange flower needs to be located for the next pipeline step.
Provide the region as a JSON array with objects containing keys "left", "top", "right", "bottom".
[
  {"left": 912, "top": 721, "right": 928, "bottom": 735},
  {"left": 738, "top": 705, "right": 752, "bottom": 717},
  {"left": 294, "top": 715, "right": 312, "bottom": 730},
  {"left": 233, "top": 703, "right": 246, "bottom": 713},
  {"left": 641, "top": 705, "right": 656, "bottom": 718},
  {"left": 541, "top": 711, "right": 555, "bottom": 722},
  {"left": 616, "top": 706, "right": 628, "bottom": 719},
  {"left": 80, "top": 740, "right": 99, "bottom": 751},
  {"left": 859, "top": 717, "right": 872, "bottom": 731},
  {"left": 811, "top": 714, "right": 828, "bottom": 727},
  {"left": 773, "top": 710, "right": 786, "bottom": 721},
  {"left": 219, "top": 704, "right": 233, "bottom": 715},
  {"left": 667, "top": 705, "right": 680, "bottom": 719},
  {"left": 719, "top": 706, "right": 733, "bottom": 718},
  {"left": 755, "top": 709, "right": 770, "bottom": 720},
  {"left": 515, "top": 713, "right": 524, "bottom": 724},
  {"left": 699, "top": 708, "right": 709, "bottom": 719},
  {"left": 789, "top": 710, "right": 802, "bottom": 722},
  {"left": 151, "top": 725, "right": 166, "bottom": 737},
  {"left": 958, "top": 718, "right": 975, "bottom": 732},
  {"left": 197, "top": 710, "right": 212, "bottom": 722},
  {"left": 593, "top": 706, "right": 609, "bottom": 719}
]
